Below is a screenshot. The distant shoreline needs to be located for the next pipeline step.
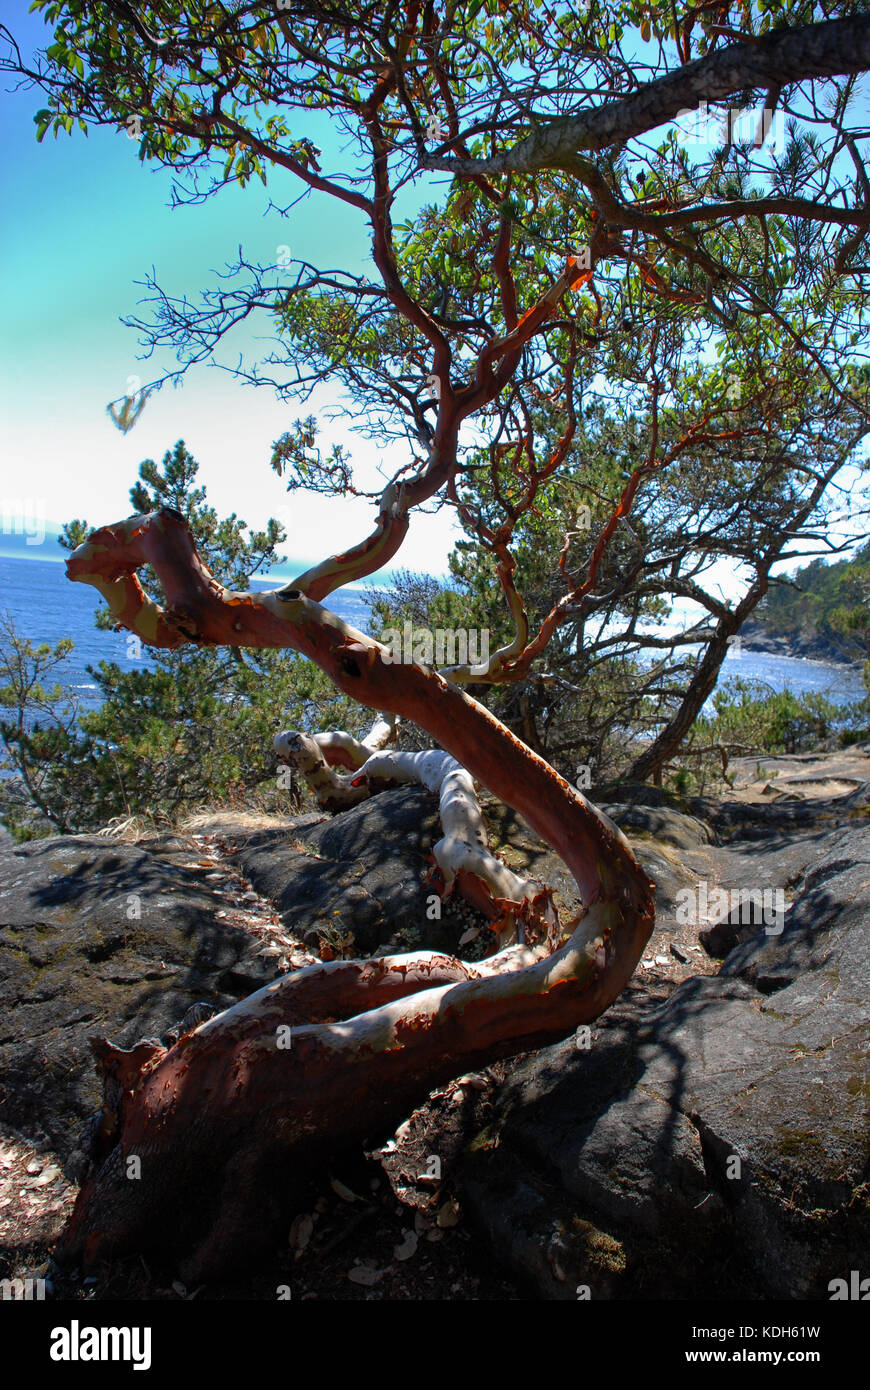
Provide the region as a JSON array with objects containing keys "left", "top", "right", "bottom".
[
  {"left": 0, "top": 541, "right": 310, "bottom": 576},
  {"left": 1, "top": 551, "right": 865, "bottom": 695},
  {"left": 742, "top": 645, "right": 863, "bottom": 671},
  {"left": 738, "top": 633, "right": 865, "bottom": 672}
]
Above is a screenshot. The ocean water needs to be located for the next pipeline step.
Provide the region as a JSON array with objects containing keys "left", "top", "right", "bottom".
[
  {"left": 0, "top": 554, "right": 865, "bottom": 713},
  {"left": 0, "top": 555, "right": 373, "bottom": 704}
]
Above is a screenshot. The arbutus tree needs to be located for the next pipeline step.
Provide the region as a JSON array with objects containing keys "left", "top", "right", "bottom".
[
  {"left": 432, "top": 349, "right": 870, "bottom": 788},
  {"left": 4, "top": 0, "right": 870, "bottom": 1277}
]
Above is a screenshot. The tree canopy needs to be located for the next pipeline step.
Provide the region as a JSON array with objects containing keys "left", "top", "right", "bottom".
[
  {"left": 4, "top": 1, "right": 869, "bottom": 799},
  {"left": 5, "top": 4, "right": 869, "bottom": 738}
]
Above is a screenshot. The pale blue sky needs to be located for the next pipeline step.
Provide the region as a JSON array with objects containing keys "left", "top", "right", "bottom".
[{"left": 0, "top": 2, "right": 458, "bottom": 577}]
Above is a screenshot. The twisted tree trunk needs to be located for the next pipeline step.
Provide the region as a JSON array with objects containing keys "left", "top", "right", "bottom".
[
  {"left": 55, "top": 508, "right": 655, "bottom": 1280},
  {"left": 626, "top": 608, "right": 746, "bottom": 785}
]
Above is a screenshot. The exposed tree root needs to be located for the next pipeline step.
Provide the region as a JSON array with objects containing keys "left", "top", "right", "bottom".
[{"left": 275, "top": 722, "right": 558, "bottom": 948}]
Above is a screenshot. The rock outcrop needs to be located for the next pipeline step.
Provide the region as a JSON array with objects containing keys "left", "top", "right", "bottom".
[
  {"left": 739, "top": 617, "right": 864, "bottom": 667},
  {"left": 0, "top": 770, "right": 867, "bottom": 1299},
  {"left": 0, "top": 834, "right": 280, "bottom": 1168},
  {"left": 447, "top": 796, "right": 870, "bottom": 1299}
]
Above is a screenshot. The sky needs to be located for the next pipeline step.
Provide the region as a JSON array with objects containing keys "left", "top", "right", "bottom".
[{"left": 0, "top": 2, "right": 459, "bottom": 579}]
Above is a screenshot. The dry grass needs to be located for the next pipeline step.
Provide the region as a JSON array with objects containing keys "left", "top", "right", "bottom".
[
  {"left": 180, "top": 808, "right": 304, "bottom": 835},
  {"left": 89, "top": 797, "right": 311, "bottom": 845},
  {"left": 93, "top": 814, "right": 156, "bottom": 843}
]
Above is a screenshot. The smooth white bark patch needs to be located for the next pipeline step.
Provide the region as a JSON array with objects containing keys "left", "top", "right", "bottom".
[{"left": 272, "top": 738, "right": 553, "bottom": 942}]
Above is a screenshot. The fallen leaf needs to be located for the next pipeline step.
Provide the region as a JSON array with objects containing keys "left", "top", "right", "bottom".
[
  {"left": 31, "top": 1164, "right": 62, "bottom": 1187},
  {"left": 330, "top": 1177, "right": 360, "bottom": 1203},
  {"left": 436, "top": 1198, "right": 461, "bottom": 1229},
  {"left": 393, "top": 1230, "right": 418, "bottom": 1262},
  {"left": 288, "top": 1212, "right": 314, "bottom": 1255}
]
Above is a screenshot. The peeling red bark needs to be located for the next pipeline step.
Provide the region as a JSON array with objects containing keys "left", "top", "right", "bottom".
[{"left": 55, "top": 508, "right": 655, "bottom": 1279}]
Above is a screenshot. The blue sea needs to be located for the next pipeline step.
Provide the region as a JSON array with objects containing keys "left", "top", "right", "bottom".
[
  {"left": 0, "top": 554, "right": 373, "bottom": 705},
  {"left": 0, "top": 554, "right": 866, "bottom": 713}
]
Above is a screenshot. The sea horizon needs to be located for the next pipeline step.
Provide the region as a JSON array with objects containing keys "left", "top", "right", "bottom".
[
  {"left": 0, "top": 525, "right": 410, "bottom": 592},
  {"left": 0, "top": 551, "right": 866, "bottom": 716}
]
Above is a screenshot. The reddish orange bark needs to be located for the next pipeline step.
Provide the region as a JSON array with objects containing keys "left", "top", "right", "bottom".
[{"left": 55, "top": 508, "right": 655, "bottom": 1279}]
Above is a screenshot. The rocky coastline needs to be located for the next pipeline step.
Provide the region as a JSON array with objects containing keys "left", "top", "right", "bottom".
[{"left": 738, "top": 619, "right": 865, "bottom": 669}]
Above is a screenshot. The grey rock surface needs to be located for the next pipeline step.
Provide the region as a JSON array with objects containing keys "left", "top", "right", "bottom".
[
  {"left": 0, "top": 835, "right": 277, "bottom": 1159},
  {"left": 1, "top": 777, "right": 867, "bottom": 1300},
  {"left": 231, "top": 786, "right": 486, "bottom": 957},
  {"left": 456, "top": 807, "right": 870, "bottom": 1299}
]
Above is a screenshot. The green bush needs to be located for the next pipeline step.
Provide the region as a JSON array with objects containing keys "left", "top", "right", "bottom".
[
  {"left": 693, "top": 677, "right": 866, "bottom": 760},
  {"left": 0, "top": 442, "right": 364, "bottom": 838}
]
